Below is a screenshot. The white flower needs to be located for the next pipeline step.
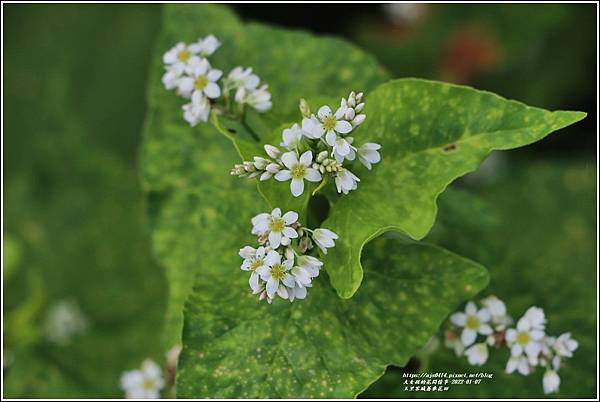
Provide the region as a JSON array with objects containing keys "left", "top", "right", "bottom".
[
  {"left": 450, "top": 301, "right": 493, "bottom": 347},
  {"left": 281, "top": 123, "right": 304, "bottom": 150},
  {"left": 358, "top": 143, "right": 382, "bottom": 170},
  {"left": 163, "top": 42, "right": 197, "bottom": 70},
  {"left": 44, "top": 299, "right": 88, "bottom": 346},
  {"left": 240, "top": 246, "right": 278, "bottom": 292},
  {"left": 317, "top": 105, "right": 353, "bottom": 138},
  {"left": 312, "top": 228, "right": 338, "bottom": 254},
  {"left": 543, "top": 369, "right": 560, "bottom": 394},
  {"left": 287, "top": 284, "right": 308, "bottom": 302},
  {"left": 505, "top": 311, "right": 546, "bottom": 360},
  {"left": 275, "top": 151, "right": 322, "bottom": 197},
  {"left": 334, "top": 168, "right": 360, "bottom": 194},
  {"left": 251, "top": 208, "right": 299, "bottom": 248},
  {"left": 162, "top": 64, "right": 185, "bottom": 90},
  {"left": 327, "top": 133, "right": 356, "bottom": 163},
  {"left": 464, "top": 343, "right": 489, "bottom": 366},
  {"left": 481, "top": 295, "right": 512, "bottom": 330},
  {"left": 296, "top": 255, "right": 323, "bottom": 277},
  {"left": 228, "top": 66, "right": 260, "bottom": 92},
  {"left": 182, "top": 92, "right": 211, "bottom": 127},
  {"left": 301, "top": 115, "right": 324, "bottom": 139},
  {"left": 120, "top": 359, "right": 165, "bottom": 399},
  {"left": 177, "top": 57, "right": 222, "bottom": 99},
  {"left": 259, "top": 252, "right": 295, "bottom": 300},
  {"left": 246, "top": 84, "right": 272, "bottom": 112},
  {"left": 506, "top": 355, "right": 532, "bottom": 376},
  {"left": 192, "top": 34, "right": 221, "bottom": 56},
  {"left": 552, "top": 332, "right": 578, "bottom": 358},
  {"left": 523, "top": 306, "right": 546, "bottom": 330}
]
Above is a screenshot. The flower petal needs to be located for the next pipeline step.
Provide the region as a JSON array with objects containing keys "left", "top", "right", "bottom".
[
  {"left": 299, "top": 150, "right": 313, "bottom": 166},
  {"left": 268, "top": 231, "right": 282, "bottom": 248},
  {"left": 335, "top": 120, "right": 353, "bottom": 134},
  {"left": 282, "top": 211, "right": 298, "bottom": 225},
  {"left": 450, "top": 312, "right": 466, "bottom": 327},
  {"left": 204, "top": 82, "right": 221, "bottom": 99},
  {"left": 281, "top": 151, "right": 298, "bottom": 170},
  {"left": 305, "top": 168, "right": 322, "bottom": 182},
  {"left": 282, "top": 226, "right": 298, "bottom": 239},
  {"left": 290, "top": 178, "right": 305, "bottom": 197},
  {"left": 275, "top": 170, "right": 291, "bottom": 181},
  {"left": 317, "top": 105, "right": 331, "bottom": 120},
  {"left": 461, "top": 329, "right": 476, "bottom": 347}
]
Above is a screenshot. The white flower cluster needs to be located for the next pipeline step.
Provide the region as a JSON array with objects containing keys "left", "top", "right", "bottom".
[
  {"left": 44, "top": 299, "right": 88, "bottom": 346},
  {"left": 239, "top": 208, "right": 338, "bottom": 303},
  {"left": 445, "top": 296, "right": 578, "bottom": 395},
  {"left": 231, "top": 91, "right": 381, "bottom": 197},
  {"left": 120, "top": 359, "right": 165, "bottom": 399},
  {"left": 161, "top": 35, "right": 272, "bottom": 126}
]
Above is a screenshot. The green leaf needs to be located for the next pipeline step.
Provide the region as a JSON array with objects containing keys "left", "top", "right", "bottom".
[
  {"left": 322, "top": 78, "right": 586, "bottom": 298},
  {"left": 177, "top": 237, "right": 488, "bottom": 398},
  {"left": 142, "top": 4, "right": 389, "bottom": 346}
]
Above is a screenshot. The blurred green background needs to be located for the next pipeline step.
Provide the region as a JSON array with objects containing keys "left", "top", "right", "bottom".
[{"left": 3, "top": 3, "right": 596, "bottom": 398}]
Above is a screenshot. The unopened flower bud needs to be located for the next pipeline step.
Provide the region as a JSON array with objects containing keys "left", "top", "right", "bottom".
[
  {"left": 259, "top": 171, "right": 272, "bottom": 181},
  {"left": 345, "top": 108, "right": 355, "bottom": 120},
  {"left": 299, "top": 98, "right": 311, "bottom": 118},
  {"left": 243, "top": 161, "right": 256, "bottom": 172},
  {"left": 253, "top": 156, "right": 269, "bottom": 170},
  {"left": 316, "top": 150, "right": 328, "bottom": 163},
  {"left": 352, "top": 114, "right": 366, "bottom": 127},
  {"left": 264, "top": 144, "right": 281, "bottom": 159},
  {"left": 356, "top": 92, "right": 364, "bottom": 102},
  {"left": 355, "top": 102, "right": 365, "bottom": 113},
  {"left": 266, "top": 163, "right": 281, "bottom": 174}
]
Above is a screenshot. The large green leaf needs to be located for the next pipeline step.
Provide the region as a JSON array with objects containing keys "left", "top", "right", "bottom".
[
  {"left": 322, "top": 78, "right": 585, "bottom": 298},
  {"left": 141, "top": 4, "right": 389, "bottom": 346},
  {"left": 177, "top": 237, "right": 487, "bottom": 398}
]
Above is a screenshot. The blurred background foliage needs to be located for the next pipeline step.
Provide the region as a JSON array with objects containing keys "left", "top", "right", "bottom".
[{"left": 3, "top": 3, "right": 596, "bottom": 398}]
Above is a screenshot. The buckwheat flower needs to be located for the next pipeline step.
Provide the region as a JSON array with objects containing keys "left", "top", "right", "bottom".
[
  {"left": 543, "top": 369, "right": 560, "bottom": 394},
  {"left": 178, "top": 58, "right": 222, "bottom": 99},
  {"left": 251, "top": 208, "right": 299, "bottom": 248},
  {"left": 44, "top": 299, "right": 88, "bottom": 346},
  {"left": 334, "top": 168, "right": 360, "bottom": 194},
  {"left": 291, "top": 265, "right": 312, "bottom": 288},
  {"left": 450, "top": 301, "right": 493, "bottom": 347},
  {"left": 240, "top": 246, "right": 278, "bottom": 292},
  {"left": 318, "top": 105, "right": 353, "bottom": 139},
  {"left": 296, "top": 255, "right": 323, "bottom": 277},
  {"left": 327, "top": 133, "right": 357, "bottom": 163},
  {"left": 288, "top": 284, "right": 308, "bottom": 302},
  {"left": 281, "top": 123, "right": 304, "bottom": 150},
  {"left": 120, "top": 359, "right": 165, "bottom": 399},
  {"left": 358, "top": 143, "right": 382, "bottom": 170},
  {"left": 275, "top": 151, "right": 322, "bottom": 197},
  {"left": 163, "top": 42, "right": 197, "bottom": 70},
  {"left": 505, "top": 311, "right": 546, "bottom": 360},
  {"left": 227, "top": 66, "right": 260, "bottom": 92},
  {"left": 182, "top": 92, "right": 211, "bottom": 126},
  {"left": 312, "top": 228, "right": 338, "bottom": 254},
  {"left": 481, "top": 295, "right": 512, "bottom": 330},
  {"left": 259, "top": 253, "right": 295, "bottom": 299},
  {"left": 506, "top": 355, "right": 532, "bottom": 376},
  {"left": 464, "top": 342, "right": 489, "bottom": 366},
  {"left": 192, "top": 34, "right": 221, "bottom": 57},
  {"left": 523, "top": 306, "right": 546, "bottom": 330},
  {"left": 162, "top": 65, "right": 184, "bottom": 90},
  {"left": 552, "top": 332, "right": 578, "bottom": 358},
  {"left": 246, "top": 84, "right": 272, "bottom": 112},
  {"left": 301, "top": 115, "right": 325, "bottom": 139}
]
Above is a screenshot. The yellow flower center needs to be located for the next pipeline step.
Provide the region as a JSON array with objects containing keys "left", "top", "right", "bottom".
[
  {"left": 516, "top": 331, "right": 530, "bottom": 345},
  {"left": 194, "top": 75, "right": 208, "bottom": 90},
  {"left": 268, "top": 217, "right": 285, "bottom": 232},
  {"left": 143, "top": 378, "right": 155, "bottom": 390},
  {"left": 291, "top": 163, "right": 306, "bottom": 179},
  {"left": 270, "top": 263, "right": 286, "bottom": 280},
  {"left": 465, "top": 315, "right": 480, "bottom": 330},
  {"left": 177, "top": 49, "right": 191, "bottom": 62},
  {"left": 322, "top": 115, "right": 337, "bottom": 131},
  {"left": 249, "top": 258, "right": 264, "bottom": 272}
]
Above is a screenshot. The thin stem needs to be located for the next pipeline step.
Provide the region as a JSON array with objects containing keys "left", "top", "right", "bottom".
[{"left": 241, "top": 110, "right": 260, "bottom": 142}]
